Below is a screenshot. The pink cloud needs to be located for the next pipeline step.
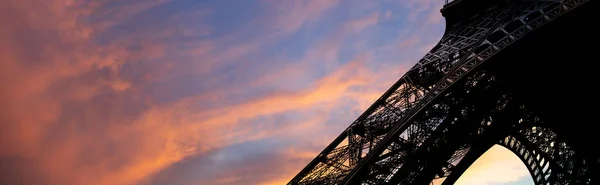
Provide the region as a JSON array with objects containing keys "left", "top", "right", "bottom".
[
  {"left": 0, "top": 0, "right": 215, "bottom": 184},
  {"left": 267, "top": 0, "right": 342, "bottom": 34},
  {"left": 0, "top": 2, "right": 397, "bottom": 183},
  {"left": 342, "top": 12, "right": 380, "bottom": 34}
]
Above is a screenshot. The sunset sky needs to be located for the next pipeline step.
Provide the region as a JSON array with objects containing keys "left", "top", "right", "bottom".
[{"left": 1, "top": 0, "right": 534, "bottom": 185}]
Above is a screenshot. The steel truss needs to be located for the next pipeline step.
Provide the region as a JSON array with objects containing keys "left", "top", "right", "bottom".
[{"left": 288, "top": 0, "right": 594, "bottom": 184}]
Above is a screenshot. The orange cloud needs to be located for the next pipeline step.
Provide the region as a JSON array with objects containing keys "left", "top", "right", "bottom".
[
  {"left": 0, "top": 0, "right": 89, "bottom": 159},
  {"left": 185, "top": 57, "right": 374, "bottom": 135},
  {"left": 0, "top": 1, "right": 399, "bottom": 183},
  {"left": 0, "top": 0, "right": 203, "bottom": 185},
  {"left": 119, "top": 51, "right": 405, "bottom": 185},
  {"left": 176, "top": 55, "right": 410, "bottom": 185}
]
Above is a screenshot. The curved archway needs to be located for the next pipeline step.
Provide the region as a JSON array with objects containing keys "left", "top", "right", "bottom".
[
  {"left": 454, "top": 145, "right": 533, "bottom": 185},
  {"left": 441, "top": 125, "right": 594, "bottom": 185},
  {"left": 497, "top": 134, "right": 551, "bottom": 184}
]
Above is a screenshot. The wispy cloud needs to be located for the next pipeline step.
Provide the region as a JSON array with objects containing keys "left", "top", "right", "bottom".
[{"left": 265, "top": 0, "right": 342, "bottom": 35}]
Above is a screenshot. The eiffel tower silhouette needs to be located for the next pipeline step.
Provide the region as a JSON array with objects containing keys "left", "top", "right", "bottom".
[{"left": 288, "top": 0, "right": 598, "bottom": 184}]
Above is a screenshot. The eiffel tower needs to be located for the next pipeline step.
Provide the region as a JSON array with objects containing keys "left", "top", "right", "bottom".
[{"left": 288, "top": 0, "right": 598, "bottom": 184}]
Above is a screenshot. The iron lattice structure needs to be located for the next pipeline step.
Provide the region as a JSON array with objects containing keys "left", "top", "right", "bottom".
[{"left": 288, "top": 0, "right": 598, "bottom": 184}]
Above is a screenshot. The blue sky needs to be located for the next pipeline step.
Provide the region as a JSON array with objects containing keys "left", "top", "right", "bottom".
[{"left": 0, "top": 0, "right": 533, "bottom": 184}]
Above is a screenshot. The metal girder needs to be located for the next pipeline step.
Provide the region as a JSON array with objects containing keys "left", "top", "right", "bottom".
[
  {"left": 380, "top": 73, "right": 514, "bottom": 185},
  {"left": 287, "top": 0, "right": 592, "bottom": 184}
]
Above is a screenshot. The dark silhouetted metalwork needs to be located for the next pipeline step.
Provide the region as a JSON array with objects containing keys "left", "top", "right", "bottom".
[{"left": 288, "top": 0, "right": 598, "bottom": 184}]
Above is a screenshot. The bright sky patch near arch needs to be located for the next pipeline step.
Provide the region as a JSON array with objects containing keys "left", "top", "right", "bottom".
[{"left": 0, "top": 0, "right": 532, "bottom": 185}]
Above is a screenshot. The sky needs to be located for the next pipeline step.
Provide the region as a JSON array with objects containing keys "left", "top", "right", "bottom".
[{"left": 0, "top": 0, "right": 534, "bottom": 185}]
